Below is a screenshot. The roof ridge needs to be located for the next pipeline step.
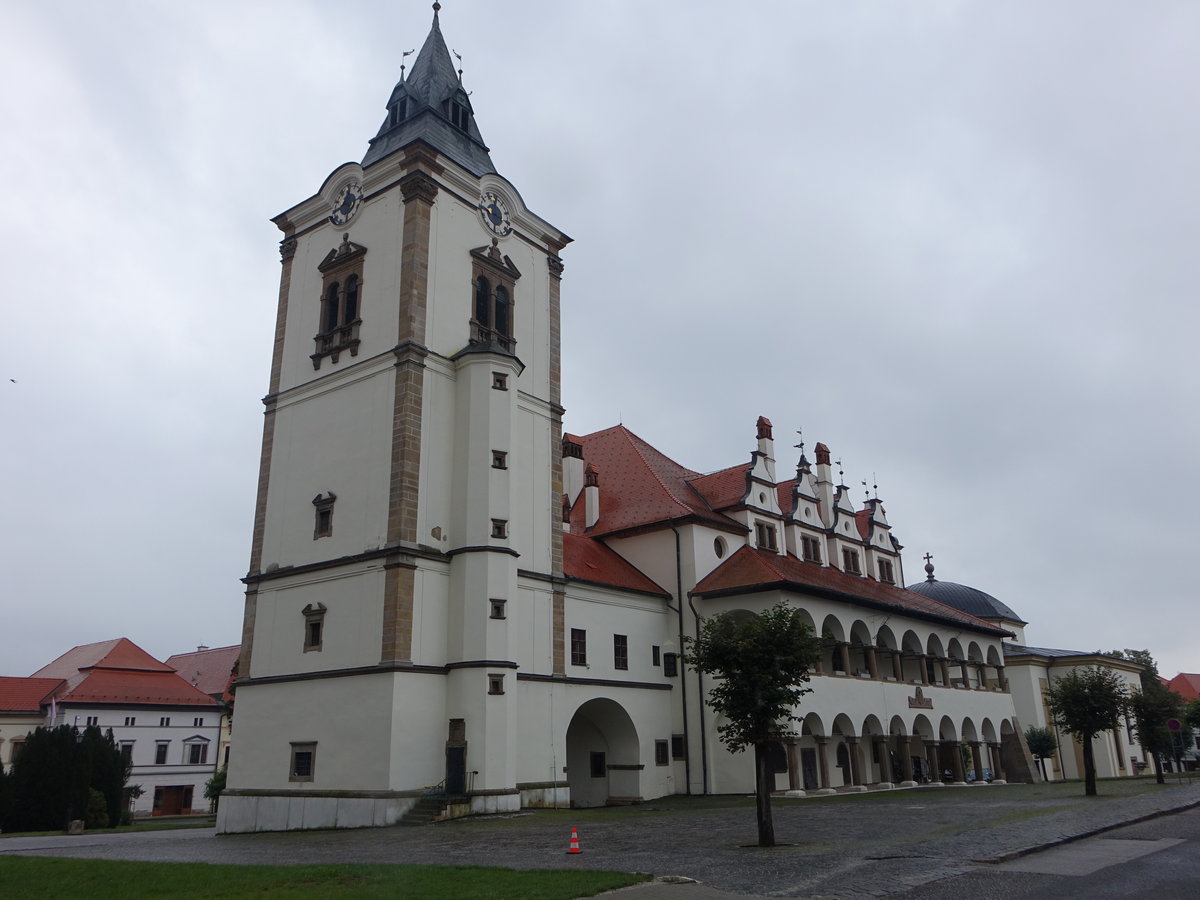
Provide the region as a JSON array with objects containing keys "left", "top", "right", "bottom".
[{"left": 615, "top": 426, "right": 702, "bottom": 519}]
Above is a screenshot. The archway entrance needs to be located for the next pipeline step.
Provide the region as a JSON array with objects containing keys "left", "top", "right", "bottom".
[{"left": 565, "top": 698, "right": 640, "bottom": 808}]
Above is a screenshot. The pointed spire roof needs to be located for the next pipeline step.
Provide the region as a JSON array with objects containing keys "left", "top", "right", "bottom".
[{"left": 363, "top": 4, "right": 495, "bottom": 175}]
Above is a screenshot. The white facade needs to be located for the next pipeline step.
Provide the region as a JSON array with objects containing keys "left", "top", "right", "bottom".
[{"left": 218, "top": 9, "right": 1143, "bottom": 834}]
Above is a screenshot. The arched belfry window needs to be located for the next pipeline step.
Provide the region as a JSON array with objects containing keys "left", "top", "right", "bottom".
[
  {"left": 469, "top": 241, "right": 521, "bottom": 353},
  {"left": 313, "top": 234, "right": 368, "bottom": 370},
  {"left": 475, "top": 276, "right": 492, "bottom": 327},
  {"left": 494, "top": 286, "right": 510, "bottom": 338},
  {"left": 343, "top": 275, "right": 359, "bottom": 324}
]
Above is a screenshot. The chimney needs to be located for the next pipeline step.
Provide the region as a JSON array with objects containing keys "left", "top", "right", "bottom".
[
  {"left": 584, "top": 463, "right": 600, "bottom": 529},
  {"left": 813, "top": 442, "right": 834, "bottom": 527},
  {"left": 196, "top": 645, "right": 209, "bottom": 653},
  {"left": 562, "top": 435, "right": 585, "bottom": 505},
  {"left": 754, "top": 416, "right": 776, "bottom": 482}
]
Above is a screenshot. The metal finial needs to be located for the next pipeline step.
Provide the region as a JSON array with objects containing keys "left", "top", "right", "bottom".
[
  {"left": 872, "top": 472, "right": 879, "bottom": 500},
  {"left": 400, "top": 48, "right": 415, "bottom": 79},
  {"left": 835, "top": 459, "right": 845, "bottom": 485},
  {"left": 453, "top": 49, "right": 464, "bottom": 82},
  {"left": 793, "top": 428, "right": 804, "bottom": 453},
  {"left": 923, "top": 553, "right": 935, "bottom": 582},
  {"left": 432, "top": 2, "right": 441, "bottom": 13},
  {"left": 862, "top": 479, "right": 869, "bottom": 500}
]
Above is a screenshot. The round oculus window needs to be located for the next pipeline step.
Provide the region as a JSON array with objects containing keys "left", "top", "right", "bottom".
[{"left": 714, "top": 537, "right": 726, "bottom": 559}]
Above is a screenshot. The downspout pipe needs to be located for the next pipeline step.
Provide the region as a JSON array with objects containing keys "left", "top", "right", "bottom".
[
  {"left": 674, "top": 524, "right": 709, "bottom": 795},
  {"left": 671, "top": 524, "right": 692, "bottom": 794}
]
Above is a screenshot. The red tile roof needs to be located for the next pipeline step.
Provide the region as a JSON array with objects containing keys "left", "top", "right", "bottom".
[
  {"left": 166, "top": 645, "right": 239, "bottom": 703},
  {"left": 30, "top": 638, "right": 221, "bottom": 710},
  {"left": 568, "top": 426, "right": 742, "bottom": 536},
  {"left": 0, "top": 677, "right": 65, "bottom": 713},
  {"left": 1168, "top": 673, "right": 1200, "bottom": 700},
  {"left": 564, "top": 532, "right": 669, "bottom": 596},
  {"left": 59, "top": 669, "right": 218, "bottom": 707},
  {"left": 689, "top": 464, "right": 750, "bottom": 511},
  {"left": 692, "top": 546, "right": 1009, "bottom": 636}
]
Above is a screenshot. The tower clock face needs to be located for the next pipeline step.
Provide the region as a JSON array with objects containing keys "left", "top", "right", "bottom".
[
  {"left": 478, "top": 191, "right": 512, "bottom": 236},
  {"left": 330, "top": 182, "right": 363, "bottom": 226}
]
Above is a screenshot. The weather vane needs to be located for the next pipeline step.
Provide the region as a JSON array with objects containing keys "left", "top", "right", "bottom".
[
  {"left": 835, "top": 458, "right": 845, "bottom": 484},
  {"left": 793, "top": 428, "right": 804, "bottom": 454},
  {"left": 400, "top": 48, "right": 415, "bottom": 79},
  {"left": 453, "top": 49, "right": 464, "bottom": 82}
]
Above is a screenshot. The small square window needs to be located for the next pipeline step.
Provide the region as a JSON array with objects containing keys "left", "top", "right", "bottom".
[
  {"left": 490, "top": 598, "right": 507, "bottom": 620},
  {"left": 194, "top": 717, "right": 204, "bottom": 728},
  {"left": 86, "top": 716, "right": 99, "bottom": 727},
  {"left": 159, "top": 716, "right": 170, "bottom": 727},
  {"left": 155, "top": 743, "right": 169, "bottom": 765},
  {"left": 492, "top": 372, "right": 508, "bottom": 391},
  {"left": 121, "top": 743, "right": 134, "bottom": 763},
  {"left": 801, "top": 535, "right": 822, "bottom": 563},
  {"left": 491, "top": 450, "right": 508, "bottom": 469},
  {"left": 671, "top": 734, "right": 687, "bottom": 760},
  {"left": 571, "top": 628, "right": 587, "bottom": 666},
  {"left": 655, "top": 740, "right": 670, "bottom": 766},
  {"left": 842, "top": 548, "right": 861, "bottom": 575},
  {"left": 878, "top": 559, "right": 895, "bottom": 584},
  {"left": 589, "top": 751, "right": 606, "bottom": 778},
  {"left": 663, "top": 652, "right": 678, "bottom": 677},
  {"left": 614, "top": 634, "right": 628, "bottom": 670},
  {"left": 652, "top": 645, "right": 661, "bottom": 666},
  {"left": 488, "top": 674, "right": 505, "bottom": 695},
  {"left": 124, "top": 717, "right": 136, "bottom": 727},
  {"left": 290, "top": 743, "right": 316, "bottom": 782},
  {"left": 491, "top": 519, "right": 508, "bottom": 539},
  {"left": 755, "top": 522, "right": 778, "bottom": 551}
]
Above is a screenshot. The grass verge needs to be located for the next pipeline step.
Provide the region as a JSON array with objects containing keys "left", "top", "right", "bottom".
[{"left": 0, "top": 857, "right": 649, "bottom": 899}]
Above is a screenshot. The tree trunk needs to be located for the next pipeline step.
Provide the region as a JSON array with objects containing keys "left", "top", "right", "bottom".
[
  {"left": 1082, "top": 734, "right": 1097, "bottom": 796},
  {"left": 754, "top": 741, "right": 776, "bottom": 847},
  {"left": 1153, "top": 751, "right": 1164, "bottom": 785}
]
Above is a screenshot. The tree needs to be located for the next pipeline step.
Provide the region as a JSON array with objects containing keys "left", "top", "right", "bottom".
[
  {"left": 1107, "top": 649, "right": 1181, "bottom": 784},
  {"left": 204, "top": 767, "right": 227, "bottom": 813},
  {"left": 1024, "top": 725, "right": 1058, "bottom": 781},
  {"left": 7, "top": 725, "right": 128, "bottom": 831},
  {"left": 1045, "top": 667, "right": 1130, "bottom": 796},
  {"left": 684, "top": 603, "right": 821, "bottom": 847}
]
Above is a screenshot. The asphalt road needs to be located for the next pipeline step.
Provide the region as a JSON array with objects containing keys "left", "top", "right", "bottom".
[{"left": 895, "top": 804, "right": 1200, "bottom": 900}]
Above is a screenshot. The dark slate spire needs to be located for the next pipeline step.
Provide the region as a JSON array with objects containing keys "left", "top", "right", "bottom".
[{"left": 363, "top": 3, "right": 495, "bottom": 175}]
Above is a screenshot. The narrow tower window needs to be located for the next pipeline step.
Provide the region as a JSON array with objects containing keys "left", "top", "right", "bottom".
[
  {"left": 494, "top": 286, "right": 510, "bottom": 338},
  {"left": 342, "top": 274, "right": 359, "bottom": 323},
  {"left": 312, "top": 492, "right": 336, "bottom": 539},
  {"left": 475, "top": 276, "right": 491, "bottom": 327},
  {"left": 322, "top": 283, "right": 341, "bottom": 333}
]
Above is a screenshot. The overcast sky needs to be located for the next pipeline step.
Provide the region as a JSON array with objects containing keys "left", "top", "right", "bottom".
[{"left": 2, "top": 1, "right": 1196, "bottom": 681}]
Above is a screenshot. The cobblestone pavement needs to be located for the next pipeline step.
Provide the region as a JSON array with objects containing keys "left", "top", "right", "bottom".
[{"left": 4, "top": 781, "right": 1200, "bottom": 899}]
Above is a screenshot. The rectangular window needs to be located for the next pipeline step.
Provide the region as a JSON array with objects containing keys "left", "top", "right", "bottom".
[
  {"left": 614, "top": 634, "right": 628, "bottom": 670},
  {"left": 663, "top": 652, "right": 678, "bottom": 677},
  {"left": 193, "top": 717, "right": 204, "bottom": 728},
  {"left": 842, "top": 548, "right": 861, "bottom": 575},
  {"left": 589, "top": 751, "right": 606, "bottom": 778},
  {"left": 187, "top": 743, "right": 208, "bottom": 765},
  {"left": 491, "top": 450, "right": 507, "bottom": 469},
  {"left": 290, "top": 743, "right": 316, "bottom": 782},
  {"left": 672, "top": 734, "right": 687, "bottom": 760},
  {"left": 570, "top": 628, "right": 587, "bottom": 666},
  {"left": 155, "top": 743, "right": 169, "bottom": 765},
  {"left": 655, "top": 740, "right": 670, "bottom": 766},
  {"left": 488, "top": 674, "right": 505, "bottom": 695},
  {"left": 801, "top": 535, "right": 822, "bottom": 563},
  {"left": 492, "top": 372, "right": 508, "bottom": 391},
  {"left": 490, "top": 518, "right": 508, "bottom": 539},
  {"left": 86, "top": 716, "right": 99, "bottom": 727},
  {"left": 490, "top": 598, "right": 507, "bottom": 620},
  {"left": 754, "top": 522, "right": 778, "bottom": 551},
  {"left": 652, "top": 645, "right": 661, "bottom": 666},
  {"left": 312, "top": 492, "right": 335, "bottom": 539},
  {"left": 303, "top": 602, "right": 326, "bottom": 652},
  {"left": 10, "top": 740, "right": 24, "bottom": 762},
  {"left": 159, "top": 716, "right": 170, "bottom": 727},
  {"left": 878, "top": 559, "right": 895, "bottom": 584},
  {"left": 124, "top": 717, "right": 136, "bottom": 727},
  {"left": 121, "top": 743, "right": 134, "bottom": 764}
]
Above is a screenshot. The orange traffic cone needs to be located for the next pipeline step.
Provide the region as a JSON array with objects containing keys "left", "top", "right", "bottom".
[{"left": 566, "top": 826, "right": 582, "bottom": 854}]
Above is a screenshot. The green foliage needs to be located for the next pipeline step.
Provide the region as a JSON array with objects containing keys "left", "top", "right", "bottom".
[
  {"left": 684, "top": 603, "right": 821, "bottom": 753},
  {"left": 6, "top": 725, "right": 129, "bottom": 831},
  {"left": 1024, "top": 725, "right": 1057, "bottom": 759},
  {"left": 1046, "top": 667, "right": 1131, "bottom": 796},
  {"left": 204, "top": 767, "right": 226, "bottom": 812},
  {"left": 84, "top": 788, "right": 110, "bottom": 829},
  {"left": 684, "top": 602, "right": 820, "bottom": 846},
  {"left": 0, "top": 759, "right": 11, "bottom": 830},
  {"left": 0, "top": 857, "right": 649, "bottom": 899}
]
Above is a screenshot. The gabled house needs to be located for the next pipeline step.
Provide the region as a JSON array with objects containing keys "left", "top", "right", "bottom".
[
  {"left": 0, "top": 677, "right": 63, "bottom": 767},
  {"left": 166, "top": 644, "right": 239, "bottom": 772}
]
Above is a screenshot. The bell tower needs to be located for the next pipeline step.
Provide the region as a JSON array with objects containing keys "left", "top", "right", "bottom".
[{"left": 219, "top": 4, "right": 571, "bottom": 833}]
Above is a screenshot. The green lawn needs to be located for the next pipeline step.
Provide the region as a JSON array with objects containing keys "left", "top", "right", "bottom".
[{"left": 0, "top": 857, "right": 649, "bottom": 899}]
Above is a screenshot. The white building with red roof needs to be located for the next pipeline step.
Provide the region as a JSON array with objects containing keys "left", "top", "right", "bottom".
[
  {"left": 28, "top": 638, "right": 223, "bottom": 814},
  {"left": 0, "top": 677, "right": 63, "bottom": 767},
  {"left": 217, "top": 7, "right": 1146, "bottom": 832},
  {"left": 165, "top": 644, "right": 238, "bottom": 771}
]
